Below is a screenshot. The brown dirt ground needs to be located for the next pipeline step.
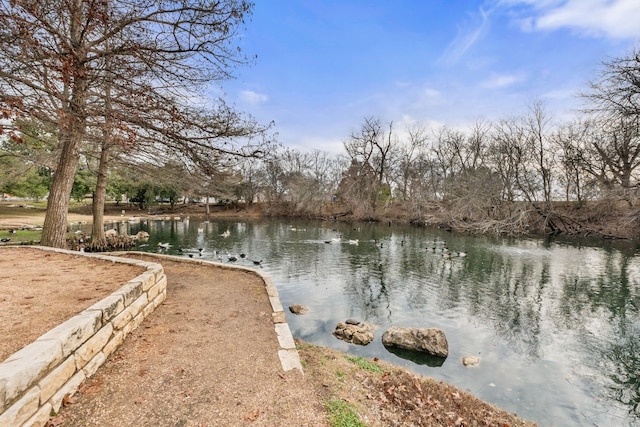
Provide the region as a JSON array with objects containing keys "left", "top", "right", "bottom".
[{"left": 0, "top": 206, "right": 538, "bottom": 427}]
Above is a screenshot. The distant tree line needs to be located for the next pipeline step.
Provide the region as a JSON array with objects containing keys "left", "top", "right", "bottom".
[{"left": 1, "top": 1, "right": 639, "bottom": 243}]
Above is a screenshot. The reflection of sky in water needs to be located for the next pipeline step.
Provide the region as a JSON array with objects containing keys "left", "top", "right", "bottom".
[{"left": 109, "top": 217, "right": 640, "bottom": 427}]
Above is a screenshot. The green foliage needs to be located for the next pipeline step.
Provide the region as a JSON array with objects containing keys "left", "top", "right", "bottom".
[
  {"left": 325, "top": 398, "right": 366, "bottom": 427},
  {"left": 344, "top": 355, "right": 384, "bottom": 374},
  {"left": 71, "top": 168, "right": 95, "bottom": 202},
  {"left": 2, "top": 165, "right": 51, "bottom": 200}
]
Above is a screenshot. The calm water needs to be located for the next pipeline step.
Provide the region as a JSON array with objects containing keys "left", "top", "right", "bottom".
[{"left": 102, "top": 217, "right": 640, "bottom": 426}]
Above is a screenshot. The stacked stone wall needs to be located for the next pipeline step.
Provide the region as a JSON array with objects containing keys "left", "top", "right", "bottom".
[{"left": 0, "top": 248, "right": 166, "bottom": 427}]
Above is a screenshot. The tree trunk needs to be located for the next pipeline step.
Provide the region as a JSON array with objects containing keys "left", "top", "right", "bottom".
[
  {"left": 41, "top": 137, "right": 82, "bottom": 248},
  {"left": 91, "top": 145, "right": 109, "bottom": 246},
  {"left": 40, "top": 0, "right": 88, "bottom": 248}
]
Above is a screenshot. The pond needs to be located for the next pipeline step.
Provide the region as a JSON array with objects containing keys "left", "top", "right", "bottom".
[{"left": 102, "top": 216, "right": 640, "bottom": 426}]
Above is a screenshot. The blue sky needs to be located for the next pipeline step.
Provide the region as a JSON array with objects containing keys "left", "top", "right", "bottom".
[{"left": 218, "top": 0, "right": 640, "bottom": 153}]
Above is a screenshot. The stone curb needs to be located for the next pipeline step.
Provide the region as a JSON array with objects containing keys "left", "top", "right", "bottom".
[
  {"left": 117, "top": 252, "right": 304, "bottom": 373},
  {"left": 0, "top": 246, "right": 167, "bottom": 427}
]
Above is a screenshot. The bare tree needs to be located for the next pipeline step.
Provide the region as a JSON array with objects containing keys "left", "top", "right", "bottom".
[
  {"left": 524, "top": 100, "right": 554, "bottom": 205},
  {"left": 391, "top": 122, "right": 428, "bottom": 201},
  {"left": 0, "top": 0, "right": 255, "bottom": 248},
  {"left": 551, "top": 119, "right": 598, "bottom": 202},
  {"left": 343, "top": 117, "right": 395, "bottom": 213},
  {"left": 583, "top": 45, "right": 640, "bottom": 120}
]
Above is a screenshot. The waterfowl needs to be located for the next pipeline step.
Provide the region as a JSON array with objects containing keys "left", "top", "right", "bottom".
[
  {"left": 239, "top": 253, "right": 246, "bottom": 258},
  {"left": 456, "top": 251, "right": 467, "bottom": 257},
  {"left": 157, "top": 242, "right": 170, "bottom": 249},
  {"left": 220, "top": 229, "right": 231, "bottom": 238},
  {"left": 348, "top": 239, "right": 359, "bottom": 245},
  {"left": 252, "top": 259, "right": 262, "bottom": 265},
  {"left": 228, "top": 254, "right": 238, "bottom": 262}
]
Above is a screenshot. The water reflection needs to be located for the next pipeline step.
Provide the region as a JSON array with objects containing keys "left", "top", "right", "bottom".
[{"left": 96, "top": 217, "right": 640, "bottom": 426}]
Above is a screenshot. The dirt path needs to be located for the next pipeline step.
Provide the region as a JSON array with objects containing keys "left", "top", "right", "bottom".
[{"left": 50, "top": 254, "right": 327, "bottom": 426}]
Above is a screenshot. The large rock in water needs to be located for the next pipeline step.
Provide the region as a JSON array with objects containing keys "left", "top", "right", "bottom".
[
  {"left": 381, "top": 326, "right": 448, "bottom": 357},
  {"left": 333, "top": 320, "right": 375, "bottom": 345}
]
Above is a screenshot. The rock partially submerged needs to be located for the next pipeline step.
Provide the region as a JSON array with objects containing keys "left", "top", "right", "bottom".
[
  {"left": 381, "top": 326, "right": 448, "bottom": 358},
  {"left": 462, "top": 355, "right": 480, "bottom": 366},
  {"left": 289, "top": 304, "right": 310, "bottom": 315},
  {"left": 333, "top": 320, "right": 375, "bottom": 345}
]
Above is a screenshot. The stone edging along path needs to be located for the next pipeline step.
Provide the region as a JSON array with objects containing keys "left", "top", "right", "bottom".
[
  {"left": 0, "top": 248, "right": 301, "bottom": 427},
  {"left": 117, "top": 251, "right": 303, "bottom": 373}
]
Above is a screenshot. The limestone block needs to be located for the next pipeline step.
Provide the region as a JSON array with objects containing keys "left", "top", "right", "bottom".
[
  {"left": 150, "top": 268, "right": 165, "bottom": 287},
  {"left": 151, "top": 290, "right": 166, "bottom": 309},
  {"left": 74, "top": 324, "right": 113, "bottom": 370},
  {"left": 274, "top": 323, "right": 296, "bottom": 349},
  {"left": 278, "top": 349, "right": 303, "bottom": 372},
  {"left": 137, "top": 271, "right": 155, "bottom": 292},
  {"left": 22, "top": 402, "right": 52, "bottom": 427},
  {"left": 49, "top": 371, "right": 85, "bottom": 413},
  {"left": 85, "top": 293, "right": 125, "bottom": 324},
  {"left": 37, "top": 357, "right": 76, "bottom": 405},
  {"left": 129, "top": 312, "right": 145, "bottom": 332},
  {"left": 102, "top": 330, "right": 125, "bottom": 358},
  {"left": 111, "top": 293, "right": 147, "bottom": 331},
  {"left": 82, "top": 352, "right": 106, "bottom": 378},
  {"left": 0, "top": 340, "right": 62, "bottom": 412},
  {"left": 269, "top": 296, "right": 283, "bottom": 313},
  {"left": 263, "top": 278, "right": 279, "bottom": 298},
  {"left": 129, "top": 293, "right": 149, "bottom": 317},
  {"left": 0, "top": 387, "right": 40, "bottom": 427},
  {"left": 146, "top": 276, "right": 165, "bottom": 301},
  {"left": 114, "top": 281, "right": 143, "bottom": 307},
  {"left": 142, "top": 301, "right": 155, "bottom": 318},
  {"left": 272, "top": 311, "right": 286, "bottom": 324},
  {"left": 39, "top": 311, "right": 102, "bottom": 358}
]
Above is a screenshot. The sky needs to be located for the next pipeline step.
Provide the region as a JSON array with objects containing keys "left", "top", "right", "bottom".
[{"left": 216, "top": 0, "right": 640, "bottom": 154}]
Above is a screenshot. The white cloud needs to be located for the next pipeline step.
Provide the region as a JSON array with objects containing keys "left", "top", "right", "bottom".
[
  {"left": 505, "top": 0, "right": 640, "bottom": 39},
  {"left": 481, "top": 73, "right": 524, "bottom": 89},
  {"left": 239, "top": 90, "right": 269, "bottom": 106},
  {"left": 440, "top": 7, "right": 492, "bottom": 66}
]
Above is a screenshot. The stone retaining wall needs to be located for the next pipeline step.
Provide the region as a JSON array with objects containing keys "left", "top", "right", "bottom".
[{"left": 0, "top": 247, "right": 167, "bottom": 427}]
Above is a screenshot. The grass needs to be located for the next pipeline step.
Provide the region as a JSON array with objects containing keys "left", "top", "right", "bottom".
[
  {"left": 0, "top": 229, "right": 41, "bottom": 244},
  {"left": 344, "top": 355, "right": 384, "bottom": 373},
  {"left": 326, "top": 398, "right": 366, "bottom": 427}
]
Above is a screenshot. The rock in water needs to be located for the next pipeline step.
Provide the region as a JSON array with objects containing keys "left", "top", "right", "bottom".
[
  {"left": 381, "top": 326, "right": 449, "bottom": 357},
  {"left": 288, "top": 304, "right": 310, "bottom": 315},
  {"left": 462, "top": 355, "right": 480, "bottom": 366},
  {"left": 333, "top": 321, "right": 375, "bottom": 345}
]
